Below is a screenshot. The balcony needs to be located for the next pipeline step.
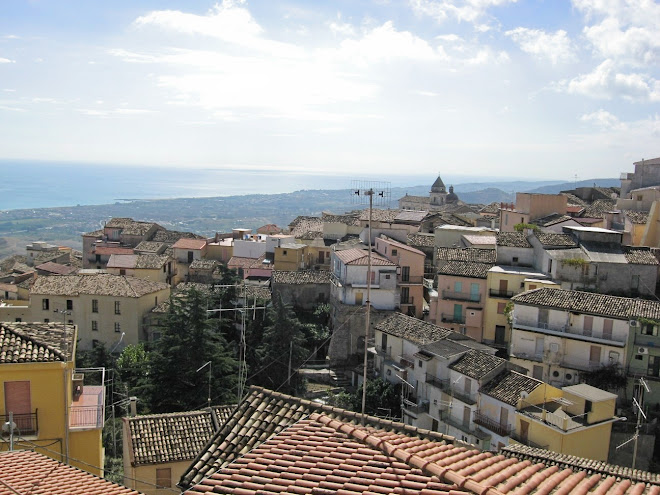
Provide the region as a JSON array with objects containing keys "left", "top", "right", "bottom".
[
  {"left": 442, "top": 290, "right": 481, "bottom": 303},
  {"left": 400, "top": 296, "right": 415, "bottom": 306},
  {"left": 489, "top": 289, "right": 514, "bottom": 298},
  {"left": 70, "top": 385, "right": 104, "bottom": 429},
  {"left": 375, "top": 345, "right": 392, "bottom": 358},
  {"left": 509, "top": 431, "right": 548, "bottom": 449},
  {"left": 425, "top": 373, "right": 449, "bottom": 390},
  {"left": 442, "top": 414, "right": 491, "bottom": 440},
  {"left": 513, "top": 318, "right": 627, "bottom": 346},
  {"left": 403, "top": 399, "right": 429, "bottom": 415},
  {"left": 441, "top": 313, "right": 465, "bottom": 324},
  {"left": 449, "top": 387, "right": 477, "bottom": 406},
  {"left": 474, "top": 411, "right": 512, "bottom": 437},
  {"left": 510, "top": 351, "right": 543, "bottom": 363},
  {"left": 1, "top": 410, "right": 38, "bottom": 436},
  {"left": 399, "top": 275, "right": 424, "bottom": 285}
]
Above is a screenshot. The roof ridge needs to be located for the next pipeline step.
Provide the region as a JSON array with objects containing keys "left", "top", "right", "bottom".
[
  {"left": 4, "top": 324, "right": 67, "bottom": 361},
  {"left": 127, "top": 409, "right": 212, "bottom": 421}
]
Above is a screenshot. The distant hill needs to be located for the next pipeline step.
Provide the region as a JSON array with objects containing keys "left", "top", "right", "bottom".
[{"left": 525, "top": 178, "right": 620, "bottom": 195}]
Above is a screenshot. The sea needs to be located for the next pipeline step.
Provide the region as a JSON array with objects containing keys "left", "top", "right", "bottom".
[{"left": 0, "top": 160, "right": 492, "bottom": 211}]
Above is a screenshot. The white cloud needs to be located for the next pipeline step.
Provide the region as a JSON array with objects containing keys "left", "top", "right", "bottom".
[
  {"left": 410, "top": 0, "right": 518, "bottom": 24},
  {"left": 0, "top": 58, "right": 15, "bottom": 64},
  {"left": 78, "top": 107, "right": 155, "bottom": 117},
  {"left": 573, "top": 0, "right": 660, "bottom": 67},
  {"left": 557, "top": 59, "right": 660, "bottom": 102},
  {"left": 505, "top": 27, "right": 576, "bottom": 65},
  {"left": 135, "top": 1, "right": 304, "bottom": 59},
  {"left": 579, "top": 109, "right": 621, "bottom": 129}
]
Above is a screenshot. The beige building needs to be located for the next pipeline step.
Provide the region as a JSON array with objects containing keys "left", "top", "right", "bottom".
[
  {"left": 106, "top": 254, "right": 174, "bottom": 284},
  {"left": 29, "top": 274, "right": 170, "bottom": 350},
  {"left": 499, "top": 193, "right": 568, "bottom": 232}
]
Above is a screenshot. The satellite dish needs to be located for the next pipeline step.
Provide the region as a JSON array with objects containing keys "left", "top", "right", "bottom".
[
  {"left": 2, "top": 421, "right": 16, "bottom": 433},
  {"left": 520, "top": 391, "right": 529, "bottom": 399}
]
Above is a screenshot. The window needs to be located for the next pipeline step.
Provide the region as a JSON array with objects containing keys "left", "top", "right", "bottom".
[
  {"left": 42, "top": 298, "right": 49, "bottom": 310},
  {"left": 114, "top": 322, "right": 121, "bottom": 333},
  {"left": 114, "top": 301, "right": 121, "bottom": 315},
  {"left": 418, "top": 360, "right": 423, "bottom": 368},
  {"left": 92, "top": 321, "right": 98, "bottom": 331},
  {"left": 66, "top": 299, "right": 73, "bottom": 311},
  {"left": 401, "top": 287, "right": 410, "bottom": 304},
  {"left": 497, "top": 302, "right": 506, "bottom": 314},
  {"left": 512, "top": 257, "right": 519, "bottom": 264},
  {"left": 401, "top": 266, "right": 410, "bottom": 282},
  {"left": 283, "top": 250, "right": 287, "bottom": 255},
  {"left": 642, "top": 323, "right": 658, "bottom": 336},
  {"left": 68, "top": 320, "right": 73, "bottom": 325},
  {"left": 648, "top": 355, "right": 660, "bottom": 377},
  {"left": 156, "top": 468, "right": 172, "bottom": 489},
  {"left": 187, "top": 251, "right": 194, "bottom": 263},
  {"left": 14, "top": 318, "right": 21, "bottom": 322},
  {"left": 391, "top": 249, "right": 398, "bottom": 256},
  {"left": 44, "top": 318, "right": 49, "bottom": 323},
  {"left": 119, "top": 269, "right": 126, "bottom": 275},
  {"left": 92, "top": 299, "right": 98, "bottom": 313}
]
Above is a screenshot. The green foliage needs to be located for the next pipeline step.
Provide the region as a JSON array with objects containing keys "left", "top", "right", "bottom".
[
  {"left": 351, "top": 378, "right": 402, "bottom": 418},
  {"left": 254, "top": 293, "right": 308, "bottom": 395},
  {"left": 503, "top": 301, "right": 514, "bottom": 328},
  {"left": 513, "top": 223, "right": 540, "bottom": 232},
  {"left": 561, "top": 258, "right": 588, "bottom": 267},
  {"left": 147, "top": 286, "right": 238, "bottom": 412},
  {"left": 104, "top": 455, "right": 124, "bottom": 484},
  {"left": 326, "top": 390, "right": 353, "bottom": 410},
  {"left": 116, "top": 344, "right": 150, "bottom": 403},
  {"left": 581, "top": 364, "right": 627, "bottom": 391}
]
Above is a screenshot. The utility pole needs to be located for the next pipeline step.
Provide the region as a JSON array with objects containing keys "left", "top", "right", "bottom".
[{"left": 352, "top": 180, "right": 390, "bottom": 425}]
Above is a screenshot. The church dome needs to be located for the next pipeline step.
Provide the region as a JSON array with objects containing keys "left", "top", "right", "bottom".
[{"left": 446, "top": 185, "right": 458, "bottom": 203}]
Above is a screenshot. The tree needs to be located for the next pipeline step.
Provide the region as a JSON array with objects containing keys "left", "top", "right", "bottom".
[
  {"left": 351, "top": 378, "right": 402, "bottom": 418},
  {"left": 116, "top": 343, "right": 150, "bottom": 408},
  {"left": 147, "top": 286, "right": 238, "bottom": 412},
  {"left": 254, "top": 294, "right": 308, "bottom": 395}
]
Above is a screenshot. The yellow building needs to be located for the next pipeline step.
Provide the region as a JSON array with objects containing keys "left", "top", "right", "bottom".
[
  {"left": 273, "top": 243, "right": 307, "bottom": 271},
  {"left": 0, "top": 322, "right": 104, "bottom": 475},
  {"left": 513, "top": 383, "right": 619, "bottom": 461}
]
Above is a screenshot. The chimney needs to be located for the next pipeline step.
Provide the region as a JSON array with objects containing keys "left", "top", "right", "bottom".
[{"left": 129, "top": 397, "right": 138, "bottom": 417}]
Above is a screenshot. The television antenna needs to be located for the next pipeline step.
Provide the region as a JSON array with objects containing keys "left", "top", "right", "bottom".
[
  {"left": 616, "top": 376, "right": 650, "bottom": 469},
  {"left": 352, "top": 180, "right": 391, "bottom": 425}
]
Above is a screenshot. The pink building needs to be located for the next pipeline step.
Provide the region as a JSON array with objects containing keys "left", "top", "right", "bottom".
[{"left": 374, "top": 236, "right": 425, "bottom": 318}]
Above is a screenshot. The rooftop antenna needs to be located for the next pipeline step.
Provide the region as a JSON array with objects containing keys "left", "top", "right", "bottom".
[
  {"left": 616, "top": 376, "right": 650, "bottom": 469},
  {"left": 352, "top": 179, "right": 390, "bottom": 425},
  {"left": 196, "top": 361, "right": 212, "bottom": 408}
]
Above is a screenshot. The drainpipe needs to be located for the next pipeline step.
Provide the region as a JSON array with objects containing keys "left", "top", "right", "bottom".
[{"left": 63, "top": 365, "right": 70, "bottom": 464}]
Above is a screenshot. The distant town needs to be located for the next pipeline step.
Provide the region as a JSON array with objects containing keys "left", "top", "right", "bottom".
[{"left": 2, "top": 157, "right": 660, "bottom": 494}]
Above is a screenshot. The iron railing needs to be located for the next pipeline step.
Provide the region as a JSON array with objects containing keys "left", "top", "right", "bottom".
[
  {"left": 441, "top": 313, "right": 465, "bottom": 324},
  {"left": 442, "top": 290, "right": 481, "bottom": 303},
  {"left": 70, "top": 405, "right": 104, "bottom": 429},
  {"left": 425, "top": 373, "right": 449, "bottom": 390},
  {"left": 1, "top": 410, "right": 38, "bottom": 435},
  {"left": 489, "top": 289, "right": 514, "bottom": 298},
  {"left": 474, "top": 411, "right": 512, "bottom": 437}
]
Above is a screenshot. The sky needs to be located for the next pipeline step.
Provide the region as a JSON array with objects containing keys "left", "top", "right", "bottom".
[{"left": 0, "top": 0, "right": 659, "bottom": 181}]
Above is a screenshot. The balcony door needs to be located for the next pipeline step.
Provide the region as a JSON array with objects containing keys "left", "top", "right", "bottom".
[
  {"left": 453, "top": 304, "right": 463, "bottom": 323},
  {"left": 499, "top": 407, "right": 509, "bottom": 429},
  {"left": 519, "top": 419, "right": 529, "bottom": 442},
  {"left": 470, "top": 283, "right": 479, "bottom": 302},
  {"left": 4, "top": 381, "right": 31, "bottom": 431},
  {"left": 355, "top": 292, "right": 363, "bottom": 305},
  {"left": 499, "top": 279, "right": 508, "bottom": 295}
]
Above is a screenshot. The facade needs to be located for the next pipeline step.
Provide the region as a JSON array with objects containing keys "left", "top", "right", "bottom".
[
  {"left": 29, "top": 274, "right": 170, "bottom": 350},
  {"left": 373, "top": 236, "right": 425, "bottom": 318},
  {"left": 330, "top": 248, "right": 398, "bottom": 310},
  {"left": 273, "top": 243, "right": 307, "bottom": 271},
  {"left": 620, "top": 156, "right": 660, "bottom": 198},
  {"left": 106, "top": 254, "right": 173, "bottom": 284},
  {"left": 271, "top": 270, "right": 332, "bottom": 310},
  {"left": 499, "top": 193, "right": 568, "bottom": 232},
  {"left": 171, "top": 238, "right": 208, "bottom": 282},
  {"left": 0, "top": 322, "right": 104, "bottom": 475},
  {"left": 509, "top": 288, "right": 631, "bottom": 386}
]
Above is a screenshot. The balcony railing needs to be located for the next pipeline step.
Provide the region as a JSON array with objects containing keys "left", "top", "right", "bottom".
[
  {"left": 509, "top": 431, "right": 548, "bottom": 449},
  {"left": 449, "top": 388, "right": 477, "bottom": 406},
  {"left": 425, "top": 373, "right": 449, "bottom": 390},
  {"left": 403, "top": 399, "right": 429, "bottom": 415},
  {"left": 474, "top": 411, "right": 512, "bottom": 437},
  {"left": 1, "top": 410, "right": 38, "bottom": 436},
  {"left": 441, "top": 313, "right": 465, "bottom": 324},
  {"left": 400, "top": 296, "right": 415, "bottom": 305},
  {"left": 376, "top": 345, "right": 392, "bottom": 357},
  {"left": 399, "top": 275, "right": 424, "bottom": 285},
  {"left": 442, "top": 290, "right": 481, "bottom": 303},
  {"left": 513, "top": 318, "right": 627, "bottom": 345},
  {"left": 489, "top": 289, "right": 514, "bottom": 298},
  {"left": 70, "top": 405, "right": 104, "bottom": 429}
]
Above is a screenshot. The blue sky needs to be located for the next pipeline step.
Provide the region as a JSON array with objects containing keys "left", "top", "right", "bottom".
[{"left": 0, "top": 0, "right": 658, "bottom": 180}]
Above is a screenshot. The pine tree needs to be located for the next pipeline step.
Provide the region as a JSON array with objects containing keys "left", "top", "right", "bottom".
[{"left": 148, "top": 286, "right": 238, "bottom": 412}]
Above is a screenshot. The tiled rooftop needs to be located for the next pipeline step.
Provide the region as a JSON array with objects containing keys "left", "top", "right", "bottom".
[
  {"left": 395, "top": 210, "right": 429, "bottom": 223},
  {"left": 183, "top": 389, "right": 660, "bottom": 495},
  {"left": 479, "top": 202, "right": 500, "bottom": 214},
  {"left": 34, "top": 261, "right": 78, "bottom": 275},
  {"left": 421, "top": 339, "right": 471, "bottom": 358},
  {"left": 126, "top": 406, "right": 235, "bottom": 467},
  {"left": 582, "top": 199, "right": 617, "bottom": 218},
  {"left": 561, "top": 193, "right": 588, "bottom": 206},
  {"left": 31, "top": 274, "right": 169, "bottom": 298},
  {"left": 271, "top": 270, "right": 333, "bottom": 285},
  {"left": 438, "top": 261, "right": 493, "bottom": 279},
  {"left": 479, "top": 370, "right": 543, "bottom": 406},
  {"left": 0, "top": 322, "right": 74, "bottom": 363},
  {"left": 534, "top": 233, "right": 578, "bottom": 247},
  {"left": 436, "top": 247, "right": 497, "bottom": 264},
  {"left": 512, "top": 287, "right": 660, "bottom": 320},
  {"left": 289, "top": 216, "right": 324, "bottom": 238},
  {"left": 151, "top": 229, "right": 206, "bottom": 244},
  {"left": 376, "top": 312, "right": 451, "bottom": 345},
  {"left": 448, "top": 349, "right": 505, "bottom": 380},
  {"left": 190, "top": 259, "right": 218, "bottom": 270},
  {"left": 625, "top": 210, "right": 650, "bottom": 224},
  {"left": 407, "top": 233, "right": 435, "bottom": 248},
  {"left": 173, "top": 238, "right": 208, "bottom": 250},
  {"left": 501, "top": 443, "right": 660, "bottom": 485},
  {"left": 0, "top": 450, "right": 143, "bottom": 495},
  {"left": 462, "top": 235, "right": 496, "bottom": 245},
  {"left": 359, "top": 208, "right": 401, "bottom": 223},
  {"left": 321, "top": 213, "right": 361, "bottom": 226},
  {"left": 334, "top": 248, "right": 396, "bottom": 266},
  {"left": 624, "top": 247, "right": 659, "bottom": 265},
  {"left": 496, "top": 232, "right": 532, "bottom": 248},
  {"left": 134, "top": 240, "right": 168, "bottom": 253}
]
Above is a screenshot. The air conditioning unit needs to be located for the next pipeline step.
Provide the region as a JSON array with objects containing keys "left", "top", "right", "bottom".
[
  {"left": 638, "top": 347, "right": 649, "bottom": 355},
  {"left": 630, "top": 320, "right": 638, "bottom": 327}
]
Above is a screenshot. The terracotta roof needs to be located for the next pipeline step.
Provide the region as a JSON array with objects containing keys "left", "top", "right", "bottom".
[
  {"left": 334, "top": 248, "right": 396, "bottom": 266},
  {"left": 271, "top": 270, "right": 333, "bottom": 284},
  {"left": 625, "top": 210, "right": 650, "bottom": 224},
  {"left": 151, "top": 229, "right": 206, "bottom": 243},
  {"left": 479, "top": 202, "right": 500, "bottom": 214},
  {"left": 375, "top": 312, "right": 451, "bottom": 345},
  {"left": 190, "top": 259, "right": 218, "bottom": 270},
  {"left": 395, "top": 210, "right": 428, "bottom": 223},
  {"left": 448, "top": 349, "right": 506, "bottom": 380},
  {"left": 582, "top": 199, "right": 617, "bottom": 218},
  {"left": 0, "top": 450, "right": 143, "bottom": 495},
  {"left": 184, "top": 393, "right": 660, "bottom": 495},
  {"left": 31, "top": 274, "right": 169, "bottom": 298},
  {"left": 0, "top": 282, "right": 18, "bottom": 293},
  {"left": 107, "top": 254, "right": 138, "bottom": 269},
  {"left": 0, "top": 322, "right": 74, "bottom": 364},
  {"left": 512, "top": 287, "right": 660, "bottom": 320},
  {"left": 105, "top": 217, "right": 157, "bottom": 233},
  {"left": 561, "top": 193, "right": 588, "bottom": 206},
  {"left": 533, "top": 214, "right": 574, "bottom": 227},
  {"left": 228, "top": 256, "right": 258, "bottom": 270},
  {"left": 239, "top": 284, "right": 272, "bottom": 301},
  {"left": 125, "top": 405, "right": 236, "bottom": 467},
  {"left": 179, "top": 386, "right": 464, "bottom": 489},
  {"left": 34, "top": 261, "right": 77, "bottom": 275},
  {"left": 359, "top": 208, "right": 401, "bottom": 223},
  {"left": 172, "top": 238, "right": 207, "bottom": 250},
  {"left": 94, "top": 246, "right": 135, "bottom": 256},
  {"left": 407, "top": 233, "right": 435, "bottom": 248},
  {"left": 501, "top": 443, "right": 660, "bottom": 485},
  {"left": 437, "top": 247, "right": 496, "bottom": 264},
  {"left": 624, "top": 247, "right": 659, "bottom": 265},
  {"left": 289, "top": 216, "right": 324, "bottom": 238},
  {"left": 321, "top": 213, "right": 360, "bottom": 226},
  {"left": 496, "top": 232, "right": 532, "bottom": 248},
  {"left": 534, "top": 233, "right": 578, "bottom": 247},
  {"left": 134, "top": 241, "right": 167, "bottom": 253},
  {"left": 479, "top": 370, "right": 543, "bottom": 406},
  {"left": 437, "top": 261, "right": 493, "bottom": 279}
]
